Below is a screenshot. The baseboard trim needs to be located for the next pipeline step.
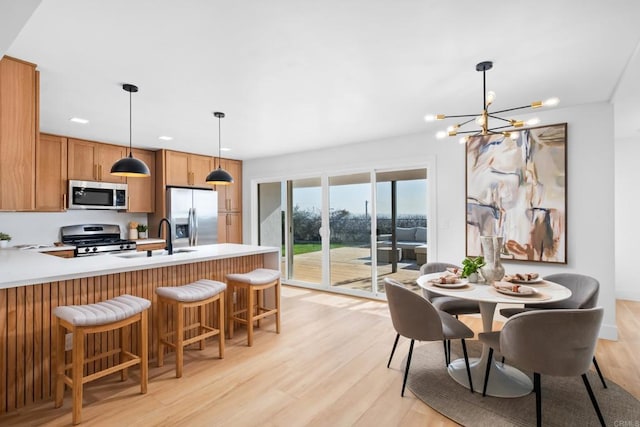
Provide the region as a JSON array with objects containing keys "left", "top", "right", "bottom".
[
  {"left": 615, "top": 289, "right": 640, "bottom": 302},
  {"left": 599, "top": 323, "right": 618, "bottom": 341}
]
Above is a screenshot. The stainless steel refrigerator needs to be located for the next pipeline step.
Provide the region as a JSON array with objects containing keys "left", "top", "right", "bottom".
[{"left": 166, "top": 187, "right": 218, "bottom": 248}]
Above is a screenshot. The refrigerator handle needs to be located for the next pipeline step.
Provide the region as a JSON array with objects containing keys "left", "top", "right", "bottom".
[
  {"left": 193, "top": 208, "right": 198, "bottom": 246},
  {"left": 188, "top": 208, "right": 194, "bottom": 246}
]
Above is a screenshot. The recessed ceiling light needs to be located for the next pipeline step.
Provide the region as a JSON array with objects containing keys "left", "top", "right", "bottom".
[
  {"left": 158, "top": 136, "right": 173, "bottom": 141},
  {"left": 69, "top": 117, "right": 89, "bottom": 124},
  {"left": 220, "top": 147, "right": 231, "bottom": 152}
]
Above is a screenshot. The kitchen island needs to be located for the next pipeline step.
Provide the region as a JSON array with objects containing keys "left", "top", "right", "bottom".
[{"left": 0, "top": 243, "right": 279, "bottom": 414}]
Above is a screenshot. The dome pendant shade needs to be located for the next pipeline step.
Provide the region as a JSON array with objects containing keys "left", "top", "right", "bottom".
[
  {"left": 111, "top": 83, "right": 150, "bottom": 177},
  {"left": 206, "top": 166, "right": 234, "bottom": 185},
  {"left": 206, "top": 111, "right": 234, "bottom": 185},
  {"left": 111, "top": 153, "right": 151, "bottom": 177}
]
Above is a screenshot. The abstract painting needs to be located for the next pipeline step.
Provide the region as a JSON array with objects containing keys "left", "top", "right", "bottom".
[{"left": 466, "top": 123, "right": 567, "bottom": 263}]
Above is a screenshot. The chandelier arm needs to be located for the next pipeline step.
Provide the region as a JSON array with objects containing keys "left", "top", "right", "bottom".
[
  {"left": 487, "top": 114, "right": 513, "bottom": 123},
  {"left": 440, "top": 113, "right": 479, "bottom": 119},
  {"left": 487, "top": 124, "right": 517, "bottom": 132},
  {"left": 491, "top": 105, "right": 534, "bottom": 115}
]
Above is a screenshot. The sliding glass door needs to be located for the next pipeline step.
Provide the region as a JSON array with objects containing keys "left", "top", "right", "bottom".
[
  {"left": 255, "top": 167, "right": 428, "bottom": 298},
  {"left": 328, "top": 173, "right": 373, "bottom": 292}
]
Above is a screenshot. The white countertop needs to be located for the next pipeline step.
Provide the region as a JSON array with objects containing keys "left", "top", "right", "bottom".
[{"left": 0, "top": 243, "right": 279, "bottom": 289}]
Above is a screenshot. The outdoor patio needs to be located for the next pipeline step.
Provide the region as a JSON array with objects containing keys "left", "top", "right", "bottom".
[{"left": 286, "top": 246, "right": 421, "bottom": 293}]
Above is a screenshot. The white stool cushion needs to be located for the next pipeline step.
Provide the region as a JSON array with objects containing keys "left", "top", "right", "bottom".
[
  {"left": 155, "top": 279, "right": 226, "bottom": 302},
  {"left": 227, "top": 268, "right": 280, "bottom": 285},
  {"left": 53, "top": 294, "right": 151, "bottom": 327}
]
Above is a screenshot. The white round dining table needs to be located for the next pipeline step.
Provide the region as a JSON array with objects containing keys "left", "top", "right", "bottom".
[{"left": 416, "top": 273, "right": 572, "bottom": 398}]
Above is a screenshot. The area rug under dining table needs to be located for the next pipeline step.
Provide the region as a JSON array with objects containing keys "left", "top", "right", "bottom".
[{"left": 404, "top": 340, "right": 640, "bottom": 426}]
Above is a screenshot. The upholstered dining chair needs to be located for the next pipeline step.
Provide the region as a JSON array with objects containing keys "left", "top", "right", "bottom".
[
  {"left": 384, "top": 278, "right": 475, "bottom": 396},
  {"left": 499, "top": 273, "right": 607, "bottom": 388},
  {"left": 479, "top": 308, "right": 606, "bottom": 427},
  {"left": 420, "top": 262, "right": 481, "bottom": 364}
]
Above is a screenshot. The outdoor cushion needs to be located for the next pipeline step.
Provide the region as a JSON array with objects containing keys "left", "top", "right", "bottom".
[{"left": 396, "top": 227, "right": 417, "bottom": 241}]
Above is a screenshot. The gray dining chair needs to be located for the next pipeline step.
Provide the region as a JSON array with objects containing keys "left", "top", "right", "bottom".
[
  {"left": 420, "top": 262, "right": 481, "bottom": 364},
  {"left": 479, "top": 308, "right": 606, "bottom": 427},
  {"left": 384, "top": 278, "right": 475, "bottom": 396},
  {"left": 499, "top": 273, "right": 607, "bottom": 388}
]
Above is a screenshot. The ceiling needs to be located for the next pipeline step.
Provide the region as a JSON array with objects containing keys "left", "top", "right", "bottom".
[{"left": 3, "top": 0, "right": 640, "bottom": 161}]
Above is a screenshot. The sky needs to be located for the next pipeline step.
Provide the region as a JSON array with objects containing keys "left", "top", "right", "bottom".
[{"left": 292, "top": 179, "right": 427, "bottom": 216}]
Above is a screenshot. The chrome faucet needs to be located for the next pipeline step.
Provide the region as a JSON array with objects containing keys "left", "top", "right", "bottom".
[{"left": 158, "top": 218, "right": 173, "bottom": 255}]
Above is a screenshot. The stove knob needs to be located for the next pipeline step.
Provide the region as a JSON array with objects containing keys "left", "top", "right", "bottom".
[
  {"left": 120, "top": 244, "right": 124, "bottom": 250},
  {"left": 84, "top": 247, "right": 90, "bottom": 253},
  {"left": 92, "top": 247, "right": 98, "bottom": 252},
  {"left": 125, "top": 244, "right": 131, "bottom": 249}
]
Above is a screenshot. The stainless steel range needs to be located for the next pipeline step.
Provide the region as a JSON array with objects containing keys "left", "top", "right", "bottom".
[{"left": 61, "top": 224, "right": 137, "bottom": 256}]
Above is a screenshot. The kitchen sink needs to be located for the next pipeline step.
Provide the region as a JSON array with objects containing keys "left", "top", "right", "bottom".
[{"left": 115, "top": 248, "right": 198, "bottom": 259}]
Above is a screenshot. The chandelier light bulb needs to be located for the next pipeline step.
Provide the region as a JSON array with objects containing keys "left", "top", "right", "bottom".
[
  {"left": 475, "top": 115, "right": 486, "bottom": 126},
  {"left": 526, "top": 118, "right": 541, "bottom": 126},
  {"left": 486, "top": 91, "right": 496, "bottom": 105},
  {"left": 436, "top": 130, "right": 447, "bottom": 139},
  {"left": 424, "top": 114, "right": 436, "bottom": 122},
  {"left": 543, "top": 97, "right": 560, "bottom": 107},
  {"left": 459, "top": 136, "right": 468, "bottom": 144}
]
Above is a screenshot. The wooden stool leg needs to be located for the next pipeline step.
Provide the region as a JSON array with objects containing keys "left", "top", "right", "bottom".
[
  {"left": 218, "top": 293, "right": 225, "bottom": 359},
  {"left": 228, "top": 284, "right": 235, "bottom": 339},
  {"left": 54, "top": 321, "right": 65, "bottom": 408},
  {"left": 247, "top": 286, "right": 254, "bottom": 347},
  {"left": 72, "top": 328, "right": 85, "bottom": 425},
  {"left": 140, "top": 311, "right": 148, "bottom": 394},
  {"left": 157, "top": 298, "right": 164, "bottom": 368},
  {"left": 199, "top": 303, "right": 206, "bottom": 351},
  {"left": 176, "top": 302, "right": 184, "bottom": 378},
  {"left": 120, "top": 325, "right": 129, "bottom": 381},
  {"left": 256, "top": 289, "right": 262, "bottom": 328},
  {"left": 275, "top": 280, "right": 281, "bottom": 334}
]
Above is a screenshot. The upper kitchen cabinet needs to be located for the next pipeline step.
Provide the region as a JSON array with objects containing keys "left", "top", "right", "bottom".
[
  {"left": 36, "top": 133, "right": 67, "bottom": 211},
  {"left": 126, "top": 148, "right": 155, "bottom": 213},
  {"left": 67, "top": 138, "right": 126, "bottom": 183},
  {"left": 0, "top": 56, "right": 38, "bottom": 211},
  {"left": 164, "top": 149, "right": 213, "bottom": 188},
  {"left": 216, "top": 158, "right": 242, "bottom": 212}
]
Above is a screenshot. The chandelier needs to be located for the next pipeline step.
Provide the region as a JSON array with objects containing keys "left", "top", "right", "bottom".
[{"left": 425, "top": 61, "right": 559, "bottom": 144}]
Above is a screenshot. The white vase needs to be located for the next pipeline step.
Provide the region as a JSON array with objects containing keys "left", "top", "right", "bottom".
[
  {"left": 467, "top": 272, "right": 479, "bottom": 283},
  {"left": 479, "top": 235, "right": 505, "bottom": 284},
  {"left": 139, "top": 231, "right": 147, "bottom": 239},
  {"left": 129, "top": 229, "right": 139, "bottom": 240},
  {"left": 0, "top": 240, "right": 8, "bottom": 248}
]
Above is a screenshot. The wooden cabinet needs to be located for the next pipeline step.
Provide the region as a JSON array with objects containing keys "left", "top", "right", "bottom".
[
  {"left": 216, "top": 158, "right": 242, "bottom": 243},
  {"left": 136, "top": 241, "right": 166, "bottom": 252},
  {"left": 216, "top": 158, "right": 242, "bottom": 212},
  {"left": 0, "top": 56, "right": 38, "bottom": 211},
  {"left": 218, "top": 211, "right": 243, "bottom": 243},
  {"left": 67, "top": 138, "right": 126, "bottom": 183},
  {"left": 42, "top": 249, "right": 74, "bottom": 258},
  {"left": 126, "top": 148, "right": 155, "bottom": 213},
  {"left": 36, "top": 133, "right": 67, "bottom": 211},
  {"left": 165, "top": 150, "right": 213, "bottom": 188}
]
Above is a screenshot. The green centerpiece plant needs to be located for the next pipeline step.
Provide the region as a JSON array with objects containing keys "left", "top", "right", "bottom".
[{"left": 461, "top": 256, "right": 485, "bottom": 283}]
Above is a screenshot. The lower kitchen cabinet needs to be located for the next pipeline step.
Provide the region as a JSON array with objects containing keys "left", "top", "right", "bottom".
[{"left": 218, "top": 211, "right": 242, "bottom": 243}]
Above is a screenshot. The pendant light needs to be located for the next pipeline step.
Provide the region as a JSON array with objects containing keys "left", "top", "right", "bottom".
[
  {"left": 110, "top": 83, "right": 151, "bottom": 177},
  {"left": 206, "top": 111, "right": 234, "bottom": 185}
]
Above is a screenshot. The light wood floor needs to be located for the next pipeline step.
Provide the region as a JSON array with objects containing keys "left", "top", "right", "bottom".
[
  {"left": 289, "top": 246, "right": 421, "bottom": 292},
  {"left": 1, "top": 288, "right": 637, "bottom": 426}
]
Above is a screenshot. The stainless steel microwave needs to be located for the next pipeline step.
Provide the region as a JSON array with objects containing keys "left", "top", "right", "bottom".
[{"left": 68, "top": 180, "right": 128, "bottom": 210}]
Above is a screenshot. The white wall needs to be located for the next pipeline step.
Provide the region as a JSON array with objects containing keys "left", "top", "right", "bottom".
[
  {"left": 243, "top": 101, "right": 618, "bottom": 340},
  {"left": 0, "top": 211, "right": 147, "bottom": 245},
  {"left": 615, "top": 136, "right": 640, "bottom": 301}
]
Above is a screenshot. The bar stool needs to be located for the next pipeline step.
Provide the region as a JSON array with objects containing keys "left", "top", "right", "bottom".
[
  {"left": 226, "top": 268, "right": 281, "bottom": 346},
  {"left": 53, "top": 294, "right": 151, "bottom": 425},
  {"left": 155, "top": 279, "right": 226, "bottom": 378}
]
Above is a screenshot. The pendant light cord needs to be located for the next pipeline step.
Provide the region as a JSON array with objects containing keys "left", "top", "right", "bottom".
[
  {"left": 217, "top": 115, "right": 221, "bottom": 169},
  {"left": 128, "top": 88, "right": 133, "bottom": 158}
]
